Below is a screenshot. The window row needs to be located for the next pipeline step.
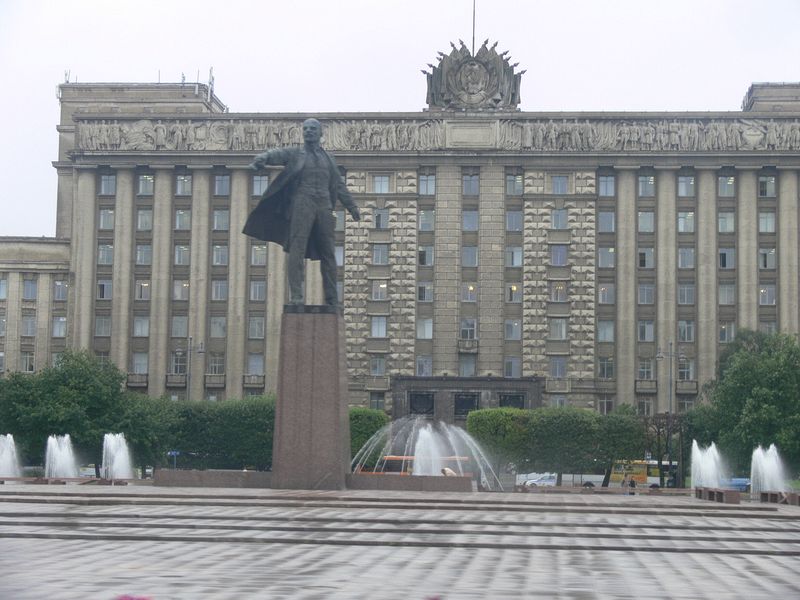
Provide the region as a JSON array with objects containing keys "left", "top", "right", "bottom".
[
  {"left": 0, "top": 278, "right": 69, "bottom": 302},
  {"left": 595, "top": 174, "right": 777, "bottom": 198}
]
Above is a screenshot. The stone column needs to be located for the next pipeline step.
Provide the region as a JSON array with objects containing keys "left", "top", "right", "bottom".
[
  {"left": 111, "top": 169, "right": 134, "bottom": 369},
  {"left": 433, "top": 165, "right": 461, "bottom": 375},
  {"left": 696, "top": 169, "right": 718, "bottom": 387},
  {"left": 4, "top": 273, "right": 21, "bottom": 371},
  {"left": 615, "top": 169, "right": 637, "bottom": 406},
  {"left": 655, "top": 168, "right": 677, "bottom": 414},
  {"left": 478, "top": 164, "right": 504, "bottom": 375},
  {"left": 737, "top": 169, "right": 758, "bottom": 330},
  {"left": 777, "top": 169, "right": 799, "bottom": 333},
  {"left": 265, "top": 244, "right": 286, "bottom": 395},
  {"left": 226, "top": 169, "right": 249, "bottom": 400},
  {"left": 70, "top": 168, "right": 97, "bottom": 350},
  {"left": 148, "top": 168, "right": 173, "bottom": 397},
  {"left": 56, "top": 167, "right": 74, "bottom": 239},
  {"left": 188, "top": 168, "right": 211, "bottom": 401},
  {"left": 34, "top": 274, "right": 52, "bottom": 371}
]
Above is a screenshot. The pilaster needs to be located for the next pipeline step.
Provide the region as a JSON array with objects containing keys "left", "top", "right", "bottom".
[
  {"left": 777, "top": 169, "right": 799, "bottom": 333},
  {"left": 477, "top": 164, "right": 504, "bottom": 375},
  {"left": 226, "top": 169, "right": 249, "bottom": 400},
  {"left": 696, "top": 169, "right": 718, "bottom": 387},
  {"left": 656, "top": 168, "right": 677, "bottom": 414},
  {"left": 737, "top": 169, "right": 758, "bottom": 330},
  {"left": 188, "top": 168, "right": 211, "bottom": 400},
  {"left": 111, "top": 169, "right": 134, "bottom": 369},
  {"left": 615, "top": 169, "right": 637, "bottom": 406},
  {"left": 71, "top": 169, "right": 97, "bottom": 350}
]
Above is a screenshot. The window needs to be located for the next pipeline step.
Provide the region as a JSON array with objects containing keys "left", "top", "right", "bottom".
[
  {"left": 638, "top": 320, "right": 654, "bottom": 342},
  {"left": 550, "top": 208, "right": 567, "bottom": 230},
  {"left": 678, "top": 283, "right": 695, "bottom": 305},
  {"left": 718, "top": 211, "right": 735, "bottom": 233},
  {"left": 416, "top": 317, "right": 433, "bottom": 339},
  {"left": 678, "top": 175, "right": 695, "bottom": 197},
  {"left": 418, "top": 245, "right": 434, "bottom": 266},
  {"left": 758, "top": 175, "right": 776, "bottom": 198},
  {"left": 371, "top": 280, "right": 388, "bottom": 301},
  {"left": 549, "top": 317, "right": 567, "bottom": 340},
  {"left": 135, "top": 244, "right": 152, "bottom": 266},
  {"left": 678, "top": 358, "right": 695, "bottom": 381},
  {"left": 719, "top": 248, "right": 735, "bottom": 269},
  {"left": 550, "top": 245, "right": 568, "bottom": 266},
  {"left": 211, "top": 279, "right": 228, "bottom": 301},
  {"left": 637, "top": 398, "right": 653, "bottom": 416},
  {"left": 459, "top": 354, "right": 477, "bottom": 377},
  {"left": 372, "top": 244, "right": 389, "bottom": 265},
  {"left": 598, "top": 175, "right": 615, "bottom": 196},
  {"left": 214, "top": 174, "right": 230, "bottom": 195},
  {"left": 419, "top": 173, "right": 436, "bottom": 195},
  {"left": 334, "top": 245, "right": 344, "bottom": 267},
  {"left": 170, "top": 352, "right": 187, "bottom": 375},
  {"left": 96, "top": 279, "right": 113, "bottom": 300},
  {"left": 549, "top": 281, "right": 567, "bottom": 303},
  {"left": 132, "top": 352, "right": 149, "bottom": 374},
  {"left": 20, "top": 351, "right": 35, "bottom": 373},
  {"left": 678, "top": 247, "right": 695, "bottom": 269},
  {"left": 598, "top": 283, "right": 615, "bottom": 304},
  {"left": 759, "top": 211, "right": 776, "bottom": 233},
  {"left": 598, "top": 395, "right": 615, "bottom": 415},
  {"left": 210, "top": 316, "right": 227, "bottom": 338},
  {"left": 758, "top": 247, "right": 776, "bottom": 269},
  {"left": 638, "top": 211, "right": 654, "bottom": 233},
  {"left": 372, "top": 174, "right": 389, "bottom": 194},
  {"left": 718, "top": 175, "right": 735, "bottom": 197},
  {"left": 718, "top": 283, "right": 735, "bottom": 305},
  {"left": 213, "top": 209, "right": 230, "bottom": 231},
  {"left": 462, "top": 210, "right": 479, "bottom": 231},
  {"left": 251, "top": 244, "right": 267, "bottom": 266},
  {"left": 369, "top": 356, "right": 386, "bottom": 376},
  {"left": 418, "top": 209, "right": 435, "bottom": 231},
  {"left": 207, "top": 353, "right": 225, "bottom": 375},
  {"left": 248, "top": 315, "right": 265, "bottom": 339},
  {"left": 638, "top": 247, "right": 655, "bottom": 269},
  {"left": 504, "top": 319, "right": 521, "bottom": 340},
  {"left": 21, "top": 314, "right": 36, "bottom": 337},
  {"left": 371, "top": 316, "right": 387, "bottom": 338},
  {"left": 99, "top": 174, "right": 116, "bottom": 195},
  {"left": 719, "top": 321, "right": 736, "bottom": 343},
  {"left": 369, "top": 392, "right": 385, "bottom": 411},
  {"left": 138, "top": 174, "right": 154, "bottom": 195},
  {"left": 759, "top": 284, "right": 776, "bottom": 305},
  {"left": 133, "top": 315, "right": 150, "bottom": 337},
  {"left": 171, "top": 315, "right": 188, "bottom": 338},
  {"left": 416, "top": 355, "right": 432, "bottom": 377},
  {"left": 507, "top": 210, "right": 524, "bottom": 231},
  {"left": 550, "top": 356, "right": 567, "bottom": 379},
  {"left": 461, "top": 283, "right": 477, "bottom": 302},
  {"left": 134, "top": 280, "right": 151, "bottom": 301},
  {"left": 51, "top": 316, "right": 67, "bottom": 338},
  {"left": 0, "top": 351, "right": 4, "bottom": 372},
  {"left": 551, "top": 175, "right": 568, "bottom": 194},
  {"left": 638, "top": 175, "right": 655, "bottom": 197},
  {"left": 504, "top": 357, "right": 521, "bottom": 378},
  {"left": 175, "top": 174, "right": 192, "bottom": 196},
  {"left": 506, "top": 246, "right": 523, "bottom": 267},
  {"left": 94, "top": 315, "right": 111, "bottom": 337},
  {"left": 462, "top": 172, "right": 479, "bottom": 196},
  {"left": 99, "top": 208, "right": 114, "bottom": 230},
  {"left": 417, "top": 281, "right": 433, "bottom": 302},
  {"left": 247, "top": 353, "right": 265, "bottom": 376},
  {"left": 677, "top": 211, "right": 695, "bottom": 233},
  {"left": 598, "top": 357, "right": 615, "bottom": 379},
  {"left": 759, "top": 320, "right": 778, "bottom": 335},
  {"left": 597, "top": 320, "right": 614, "bottom": 342},
  {"left": 638, "top": 358, "right": 653, "bottom": 380},
  {"left": 598, "top": 211, "right": 615, "bottom": 233},
  {"left": 374, "top": 208, "right": 389, "bottom": 229},
  {"left": 506, "top": 283, "right": 522, "bottom": 303},
  {"left": 678, "top": 320, "right": 695, "bottom": 343},
  {"left": 250, "top": 279, "right": 267, "bottom": 302},
  {"left": 97, "top": 244, "right": 114, "bottom": 265},
  {"left": 462, "top": 246, "right": 478, "bottom": 267},
  {"left": 638, "top": 283, "right": 655, "bottom": 304},
  {"left": 598, "top": 247, "right": 615, "bottom": 268},
  {"left": 173, "top": 280, "right": 190, "bottom": 301},
  {"left": 0, "top": 278, "right": 7, "bottom": 300},
  {"left": 506, "top": 173, "right": 523, "bottom": 195},
  {"left": 253, "top": 174, "right": 269, "bottom": 196},
  {"left": 333, "top": 210, "right": 345, "bottom": 232},
  {"left": 460, "top": 318, "right": 477, "bottom": 340},
  {"left": 137, "top": 208, "right": 152, "bottom": 231},
  {"left": 175, "top": 208, "right": 191, "bottom": 230},
  {"left": 174, "top": 245, "right": 191, "bottom": 266},
  {"left": 53, "top": 280, "right": 68, "bottom": 301}
]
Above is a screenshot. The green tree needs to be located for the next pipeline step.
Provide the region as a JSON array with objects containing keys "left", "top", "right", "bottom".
[
  {"left": 114, "top": 393, "right": 181, "bottom": 472},
  {"left": 349, "top": 407, "right": 389, "bottom": 458},
  {"left": 528, "top": 407, "right": 599, "bottom": 480},
  {"left": 595, "top": 405, "right": 647, "bottom": 486},
  {"left": 466, "top": 408, "right": 531, "bottom": 473}
]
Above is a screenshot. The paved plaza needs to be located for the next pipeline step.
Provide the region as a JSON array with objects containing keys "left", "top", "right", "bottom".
[{"left": 0, "top": 484, "right": 798, "bottom": 599}]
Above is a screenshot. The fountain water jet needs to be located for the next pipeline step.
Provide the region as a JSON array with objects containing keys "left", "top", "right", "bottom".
[
  {"left": 0, "top": 434, "right": 21, "bottom": 478},
  {"left": 351, "top": 416, "right": 504, "bottom": 490},
  {"left": 691, "top": 440, "right": 726, "bottom": 488},
  {"left": 45, "top": 434, "right": 78, "bottom": 478},
  {"left": 101, "top": 433, "right": 134, "bottom": 480},
  {"left": 750, "top": 444, "right": 787, "bottom": 497}
]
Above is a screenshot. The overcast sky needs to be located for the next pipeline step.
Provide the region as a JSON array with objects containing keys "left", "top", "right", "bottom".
[{"left": 1, "top": 0, "right": 798, "bottom": 237}]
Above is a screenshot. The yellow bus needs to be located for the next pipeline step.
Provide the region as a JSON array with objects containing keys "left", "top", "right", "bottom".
[{"left": 610, "top": 459, "right": 679, "bottom": 487}]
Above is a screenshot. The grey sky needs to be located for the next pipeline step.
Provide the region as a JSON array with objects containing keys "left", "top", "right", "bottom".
[{"left": 1, "top": 0, "right": 798, "bottom": 237}]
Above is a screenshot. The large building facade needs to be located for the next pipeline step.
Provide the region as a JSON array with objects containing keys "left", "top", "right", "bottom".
[{"left": 2, "top": 46, "right": 800, "bottom": 422}]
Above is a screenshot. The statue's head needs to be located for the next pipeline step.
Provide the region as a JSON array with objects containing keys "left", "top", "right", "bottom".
[{"left": 302, "top": 118, "right": 322, "bottom": 145}]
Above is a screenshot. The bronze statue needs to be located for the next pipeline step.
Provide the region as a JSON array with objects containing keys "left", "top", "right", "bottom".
[{"left": 243, "top": 118, "right": 361, "bottom": 305}]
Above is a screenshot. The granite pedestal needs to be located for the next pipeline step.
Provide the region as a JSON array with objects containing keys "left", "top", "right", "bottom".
[{"left": 271, "top": 305, "right": 350, "bottom": 490}]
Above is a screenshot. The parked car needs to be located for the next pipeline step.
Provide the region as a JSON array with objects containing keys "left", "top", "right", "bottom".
[{"left": 524, "top": 474, "right": 557, "bottom": 487}]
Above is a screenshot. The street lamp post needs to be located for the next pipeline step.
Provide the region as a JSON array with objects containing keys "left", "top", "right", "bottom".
[
  {"left": 656, "top": 341, "right": 681, "bottom": 487},
  {"left": 176, "top": 336, "right": 204, "bottom": 401}
]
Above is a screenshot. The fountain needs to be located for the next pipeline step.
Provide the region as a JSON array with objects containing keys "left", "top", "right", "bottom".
[
  {"left": 690, "top": 440, "right": 726, "bottom": 488},
  {"left": 101, "top": 433, "right": 134, "bottom": 480},
  {"left": 750, "top": 444, "right": 787, "bottom": 497},
  {"left": 44, "top": 434, "right": 78, "bottom": 479},
  {"left": 0, "top": 434, "right": 21, "bottom": 478},
  {"left": 351, "top": 416, "right": 504, "bottom": 490}
]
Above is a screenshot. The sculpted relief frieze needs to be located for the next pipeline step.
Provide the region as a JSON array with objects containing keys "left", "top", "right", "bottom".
[{"left": 75, "top": 117, "right": 800, "bottom": 153}]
